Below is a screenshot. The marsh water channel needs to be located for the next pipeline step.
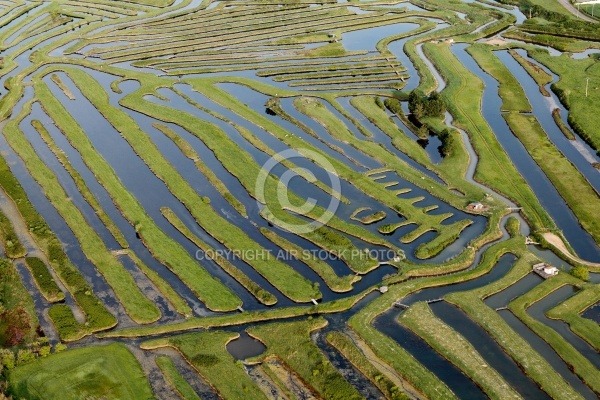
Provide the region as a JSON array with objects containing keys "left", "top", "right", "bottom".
[{"left": 1, "top": 1, "right": 599, "bottom": 398}]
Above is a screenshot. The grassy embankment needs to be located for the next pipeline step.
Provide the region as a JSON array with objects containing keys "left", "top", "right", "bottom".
[
  {"left": 529, "top": 49, "right": 600, "bottom": 156},
  {"left": 247, "top": 318, "right": 362, "bottom": 400},
  {"left": 31, "top": 119, "right": 128, "bottom": 249},
  {"left": 155, "top": 356, "right": 201, "bottom": 400},
  {"left": 551, "top": 108, "right": 576, "bottom": 140},
  {"left": 347, "top": 237, "right": 526, "bottom": 400},
  {"left": 467, "top": 44, "right": 532, "bottom": 112},
  {"left": 49, "top": 74, "right": 75, "bottom": 100},
  {"left": 161, "top": 207, "right": 278, "bottom": 305},
  {"left": 259, "top": 227, "right": 358, "bottom": 293},
  {"left": 424, "top": 42, "right": 555, "bottom": 232},
  {"left": 8, "top": 343, "right": 154, "bottom": 400},
  {"left": 546, "top": 286, "right": 600, "bottom": 351},
  {"left": 4, "top": 100, "right": 161, "bottom": 325},
  {"left": 468, "top": 44, "right": 600, "bottom": 246},
  {"left": 98, "top": 274, "right": 379, "bottom": 338},
  {"left": 446, "top": 257, "right": 585, "bottom": 400},
  {"left": 508, "top": 276, "right": 600, "bottom": 394},
  {"left": 0, "top": 208, "right": 27, "bottom": 259},
  {"left": 400, "top": 302, "right": 521, "bottom": 400},
  {"left": 508, "top": 49, "right": 552, "bottom": 96},
  {"left": 326, "top": 331, "right": 409, "bottom": 400},
  {"left": 0, "top": 128, "right": 116, "bottom": 341},
  {"left": 152, "top": 122, "right": 247, "bottom": 217},
  {"left": 23, "top": 257, "right": 64, "bottom": 303},
  {"left": 36, "top": 73, "right": 243, "bottom": 312},
  {"left": 142, "top": 331, "right": 268, "bottom": 399}
]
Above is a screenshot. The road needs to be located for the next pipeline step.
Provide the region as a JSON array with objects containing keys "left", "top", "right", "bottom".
[{"left": 557, "top": 0, "right": 597, "bottom": 22}]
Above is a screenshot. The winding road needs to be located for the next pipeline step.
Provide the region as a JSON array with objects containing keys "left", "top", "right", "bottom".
[{"left": 557, "top": 0, "right": 597, "bottom": 22}]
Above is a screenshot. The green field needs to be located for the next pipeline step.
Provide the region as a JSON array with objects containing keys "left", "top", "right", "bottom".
[
  {"left": 0, "top": 1, "right": 598, "bottom": 399},
  {"left": 8, "top": 343, "right": 154, "bottom": 400}
]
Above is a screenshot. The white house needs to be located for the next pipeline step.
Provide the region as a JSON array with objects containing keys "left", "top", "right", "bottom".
[{"left": 543, "top": 265, "right": 559, "bottom": 276}]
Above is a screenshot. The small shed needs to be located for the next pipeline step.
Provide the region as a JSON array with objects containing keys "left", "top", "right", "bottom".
[
  {"left": 468, "top": 202, "right": 485, "bottom": 211},
  {"left": 543, "top": 266, "right": 559, "bottom": 276},
  {"left": 533, "top": 262, "right": 559, "bottom": 279}
]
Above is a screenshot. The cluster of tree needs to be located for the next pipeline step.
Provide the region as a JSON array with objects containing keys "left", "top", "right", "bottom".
[
  {"left": 1, "top": 307, "right": 31, "bottom": 347},
  {"left": 438, "top": 129, "right": 455, "bottom": 158},
  {"left": 569, "top": 265, "right": 589, "bottom": 281},
  {"left": 408, "top": 90, "right": 446, "bottom": 120},
  {"left": 0, "top": 339, "right": 67, "bottom": 385}
]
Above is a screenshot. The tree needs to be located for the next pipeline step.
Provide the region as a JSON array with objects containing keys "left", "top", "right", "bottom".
[
  {"left": 424, "top": 91, "right": 446, "bottom": 117},
  {"left": 438, "top": 129, "right": 454, "bottom": 157},
  {"left": 569, "top": 266, "right": 589, "bottom": 281},
  {"left": 408, "top": 90, "right": 424, "bottom": 117}
]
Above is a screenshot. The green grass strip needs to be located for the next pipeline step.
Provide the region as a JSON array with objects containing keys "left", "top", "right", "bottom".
[
  {"left": 503, "top": 112, "right": 600, "bottom": 245},
  {"left": 508, "top": 49, "right": 552, "bottom": 96},
  {"left": 400, "top": 302, "right": 521, "bottom": 400},
  {"left": 546, "top": 286, "right": 600, "bottom": 351},
  {"left": 24, "top": 257, "right": 64, "bottom": 303},
  {"left": 31, "top": 119, "right": 129, "bottom": 249},
  {"left": 467, "top": 44, "right": 532, "bottom": 113},
  {"left": 153, "top": 122, "right": 247, "bottom": 217},
  {"left": 424, "top": 42, "right": 554, "bottom": 231},
  {"left": 155, "top": 355, "right": 201, "bottom": 400},
  {"left": 35, "top": 74, "right": 241, "bottom": 312},
  {"left": 161, "top": 207, "right": 278, "bottom": 306},
  {"left": 326, "top": 331, "right": 410, "bottom": 400},
  {"left": 259, "top": 227, "right": 358, "bottom": 293},
  {"left": 5, "top": 100, "right": 160, "bottom": 324},
  {"left": 142, "top": 331, "right": 268, "bottom": 400},
  {"left": 509, "top": 275, "right": 600, "bottom": 394},
  {"left": 247, "top": 318, "right": 362, "bottom": 400}
]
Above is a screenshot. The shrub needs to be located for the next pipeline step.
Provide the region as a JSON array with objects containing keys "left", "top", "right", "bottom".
[{"left": 569, "top": 266, "right": 589, "bottom": 281}]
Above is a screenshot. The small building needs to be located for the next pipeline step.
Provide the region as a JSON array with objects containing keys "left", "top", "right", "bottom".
[
  {"left": 379, "top": 286, "right": 388, "bottom": 294},
  {"left": 467, "top": 202, "right": 486, "bottom": 211},
  {"left": 533, "top": 262, "right": 559, "bottom": 279},
  {"left": 543, "top": 265, "right": 559, "bottom": 276},
  {"left": 445, "top": 38, "right": 454, "bottom": 44}
]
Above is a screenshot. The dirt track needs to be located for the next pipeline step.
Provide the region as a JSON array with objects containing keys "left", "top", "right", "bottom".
[{"left": 542, "top": 232, "right": 600, "bottom": 268}]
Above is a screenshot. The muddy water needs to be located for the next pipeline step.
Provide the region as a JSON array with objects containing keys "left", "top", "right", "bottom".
[{"left": 226, "top": 332, "right": 266, "bottom": 360}]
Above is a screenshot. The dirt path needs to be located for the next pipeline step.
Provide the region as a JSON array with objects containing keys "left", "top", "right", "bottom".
[
  {"left": 556, "top": 0, "right": 596, "bottom": 22},
  {"left": 542, "top": 232, "right": 600, "bottom": 268}
]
